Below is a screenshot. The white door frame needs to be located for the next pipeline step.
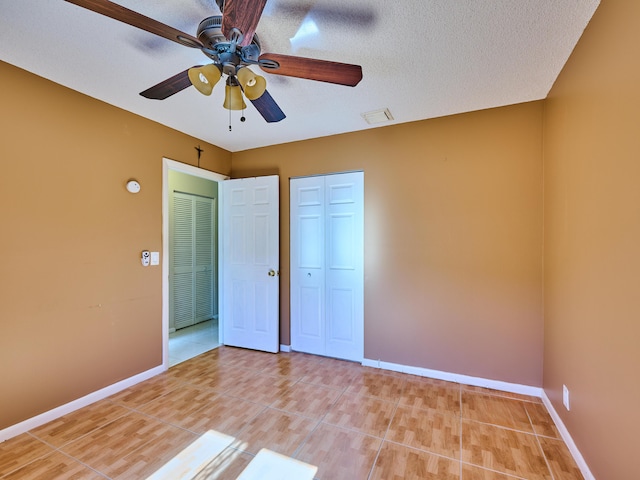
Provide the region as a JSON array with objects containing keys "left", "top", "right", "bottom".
[{"left": 162, "top": 158, "right": 228, "bottom": 369}]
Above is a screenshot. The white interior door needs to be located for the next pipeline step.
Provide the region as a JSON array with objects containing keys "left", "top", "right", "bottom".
[
  {"left": 290, "top": 172, "right": 364, "bottom": 362},
  {"left": 222, "top": 176, "right": 279, "bottom": 353}
]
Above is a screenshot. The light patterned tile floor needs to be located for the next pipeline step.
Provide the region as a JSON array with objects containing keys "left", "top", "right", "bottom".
[
  {"left": 169, "top": 319, "right": 220, "bottom": 367},
  {"left": 0, "top": 346, "right": 584, "bottom": 479}
]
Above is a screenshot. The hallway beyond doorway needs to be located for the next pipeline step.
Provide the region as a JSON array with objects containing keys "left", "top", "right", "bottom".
[{"left": 168, "top": 319, "right": 219, "bottom": 367}]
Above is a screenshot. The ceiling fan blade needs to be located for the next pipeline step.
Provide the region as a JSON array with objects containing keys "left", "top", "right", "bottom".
[
  {"left": 271, "top": 4, "right": 377, "bottom": 30},
  {"left": 140, "top": 67, "right": 201, "bottom": 100},
  {"left": 250, "top": 90, "right": 286, "bottom": 123},
  {"left": 64, "top": 0, "right": 204, "bottom": 49},
  {"left": 221, "top": 0, "right": 268, "bottom": 47},
  {"left": 258, "top": 54, "right": 363, "bottom": 87}
]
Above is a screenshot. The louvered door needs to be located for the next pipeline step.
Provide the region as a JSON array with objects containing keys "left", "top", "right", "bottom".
[{"left": 171, "top": 192, "right": 215, "bottom": 330}]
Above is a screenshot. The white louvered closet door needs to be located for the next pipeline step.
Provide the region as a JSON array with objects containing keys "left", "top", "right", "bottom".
[
  {"left": 171, "top": 192, "right": 215, "bottom": 330},
  {"left": 194, "top": 196, "right": 215, "bottom": 323}
]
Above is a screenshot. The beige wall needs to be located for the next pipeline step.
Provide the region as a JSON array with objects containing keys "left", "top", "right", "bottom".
[
  {"left": 2, "top": 3, "right": 636, "bottom": 475},
  {"left": 0, "top": 61, "right": 231, "bottom": 430},
  {"left": 232, "top": 102, "right": 544, "bottom": 387},
  {"left": 542, "top": 0, "right": 640, "bottom": 478}
]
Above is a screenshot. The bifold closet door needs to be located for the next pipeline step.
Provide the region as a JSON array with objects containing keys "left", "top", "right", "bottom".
[
  {"left": 290, "top": 172, "right": 364, "bottom": 362},
  {"left": 171, "top": 192, "right": 215, "bottom": 330}
]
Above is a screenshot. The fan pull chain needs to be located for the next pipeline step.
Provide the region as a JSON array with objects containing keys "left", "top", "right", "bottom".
[{"left": 228, "top": 105, "right": 246, "bottom": 132}]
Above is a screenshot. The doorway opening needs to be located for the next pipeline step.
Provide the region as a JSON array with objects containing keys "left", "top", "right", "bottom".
[
  {"left": 162, "top": 158, "right": 228, "bottom": 368},
  {"left": 168, "top": 319, "right": 219, "bottom": 367}
]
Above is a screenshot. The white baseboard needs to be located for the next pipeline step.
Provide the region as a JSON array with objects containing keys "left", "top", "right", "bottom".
[
  {"left": 0, "top": 365, "right": 165, "bottom": 443},
  {"left": 362, "top": 358, "right": 542, "bottom": 398},
  {"left": 280, "top": 344, "right": 291, "bottom": 352},
  {"left": 541, "top": 391, "right": 595, "bottom": 480},
  {"left": 362, "top": 358, "right": 594, "bottom": 479},
  {"left": 2, "top": 355, "right": 594, "bottom": 480}
]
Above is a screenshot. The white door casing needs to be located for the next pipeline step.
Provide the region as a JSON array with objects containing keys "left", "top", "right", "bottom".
[
  {"left": 222, "top": 176, "right": 279, "bottom": 353},
  {"left": 290, "top": 172, "right": 364, "bottom": 362},
  {"left": 162, "top": 158, "right": 227, "bottom": 369}
]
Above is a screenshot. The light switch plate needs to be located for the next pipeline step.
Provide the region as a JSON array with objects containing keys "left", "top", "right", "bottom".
[{"left": 150, "top": 252, "right": 160, "bottom": 266}]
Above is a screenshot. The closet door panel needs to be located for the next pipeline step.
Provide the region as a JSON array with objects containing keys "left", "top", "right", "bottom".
[
  {"left": 194, "top": 197, "right": 215, "bottom": 322},
  {"left": 328, "top": 287, "right": 354, "bottom": 341},
  {"left": 173, "top": 271, "right": 195, "bottom": 330},
  {"left": 172, "top": 194, "right": 195, "bottom": 329},
  {"left": 325, "top": 172, "right": 364, "bottom": 361},
  {"left": 291, "top": 177, "right": 325, "bottom": 355}
]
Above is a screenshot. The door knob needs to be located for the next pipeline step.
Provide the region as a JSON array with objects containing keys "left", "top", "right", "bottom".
[{"left": 268, "top": 269, "right": 276, "bottom": 277}]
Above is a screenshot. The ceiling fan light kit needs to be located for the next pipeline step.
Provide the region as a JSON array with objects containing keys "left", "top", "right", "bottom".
[
  {"left": 236, "top": 67, "right": 267, "bottom": 101},
  {"left": 63, "top": 0, "right": 363, "bottom": 124},
  {"left": 223, "top": 79, "right": 247, "bottom": 111},
  {"left": 188, "top": 64, "right": 222, "bottom": 96}
]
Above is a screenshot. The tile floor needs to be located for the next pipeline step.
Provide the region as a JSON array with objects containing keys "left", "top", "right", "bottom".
[
  {"left": 169, "top": 319, "right": 220, "bottom": 367},
  {"left": 0, "top": 347, "right": 584, "bottom": 479}
]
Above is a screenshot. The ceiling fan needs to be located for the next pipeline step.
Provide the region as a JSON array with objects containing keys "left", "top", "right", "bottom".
[{"left": 64, "top": 0, "right": 364, "bottom": 123}]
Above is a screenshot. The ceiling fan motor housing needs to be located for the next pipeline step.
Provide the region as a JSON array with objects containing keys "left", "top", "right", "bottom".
[
  {"left": 197, "top": 15, "right": 261, "bottom": 67},
  {"left": 197, "top": 16, "right": 226, "bottom": 49}
]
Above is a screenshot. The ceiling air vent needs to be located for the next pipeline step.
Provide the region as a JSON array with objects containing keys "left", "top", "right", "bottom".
[{"left": 361, "top": 108, "right": 393, "bottom": 125}]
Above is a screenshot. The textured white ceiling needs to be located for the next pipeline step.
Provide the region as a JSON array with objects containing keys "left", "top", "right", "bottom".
[{"left": 0, "top": 0, "right": 599, "bottom": 152}]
